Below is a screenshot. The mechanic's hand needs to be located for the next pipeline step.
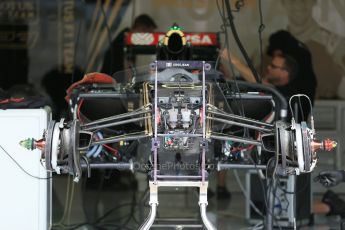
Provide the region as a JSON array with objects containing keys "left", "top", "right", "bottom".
[{"left": 314, "top": 170, "right": 345, "bottom": 187}]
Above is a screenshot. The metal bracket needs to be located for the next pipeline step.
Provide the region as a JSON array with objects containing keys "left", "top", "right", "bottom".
[
  {"left": 151, "top": 138, "right": 160, "bottom": 151},
  {"left": 198, "top": 181, "right": 208, "bottom": 206},
  {"left": 200, "top": 139, "right": 208, "bottom": 149}
]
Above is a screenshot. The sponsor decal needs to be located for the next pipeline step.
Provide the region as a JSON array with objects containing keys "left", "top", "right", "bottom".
[
  {"left": 127, "top": 32, "right": 218, "bottom": 46},
  {"left": 58, "top": 0, "right": 75, "bottom": 74},
  {"left": 130, "top": 33, "right": 155, "bottom": 45}
]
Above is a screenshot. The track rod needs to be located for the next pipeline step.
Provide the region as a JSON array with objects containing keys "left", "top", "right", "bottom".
[
  {"left": 207, "top": 105, "right": 274, "bottom": 128},
  {"left": 81, "top": 105, "right": 151, "bottom": 127},
  {"left": 91, "top": 133, "right": 149, "bottom": 145},
  {"left": 210, "top": 133, "right": 262, "bottom": 146}
]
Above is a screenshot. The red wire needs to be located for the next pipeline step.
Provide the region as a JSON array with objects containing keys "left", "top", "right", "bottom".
[
  {"left": 11, "top": 98, "right": 25, "bottom": 102},
  {"left": 231, "top": 144, "right": 254, "bottom": 153},
  {"left": 0, "top": 98, "right": 25, "bottom": 104},
  {"left": 103, "top": 144, "right": 121, "bottom": 159}
]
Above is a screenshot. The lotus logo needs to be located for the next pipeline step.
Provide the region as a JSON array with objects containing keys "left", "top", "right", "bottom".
[{"left": 130, "top": 33, "right": 154, "bottom": 45}]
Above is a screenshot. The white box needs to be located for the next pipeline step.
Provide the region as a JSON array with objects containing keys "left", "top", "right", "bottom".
[{"left": 0, "top": 108, "right": 52, "bottom": 230}]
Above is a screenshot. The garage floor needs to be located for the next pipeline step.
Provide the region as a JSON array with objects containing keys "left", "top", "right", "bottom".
[{"left": 50, "top": 169, "right": 344, "bottom": 230}]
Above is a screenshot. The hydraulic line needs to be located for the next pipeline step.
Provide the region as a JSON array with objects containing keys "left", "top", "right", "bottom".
[
  {"left": 81, "top": 105, "right": 151, "bottom": 127},
  {"left": 207, "top": 116, "right": 272, "bottom": 132},
  {"left": 83, "top": 116, "right": 150, "bottom": 131},
  {"left": 90, "top": 132, "right": 149, "bottom": 146}
]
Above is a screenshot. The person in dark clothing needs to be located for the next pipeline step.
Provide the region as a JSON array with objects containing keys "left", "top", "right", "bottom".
[
  {"left": 223, "top": 30, "right": 317, "bottom": 122},
  {"left": 264, "top": 53, "right": 299, "bottom": 87},
  {"left": 219, "top": 31, "right": 317, "bottom": 202},
  {"left": 101, "top": 14, "right": 157, "bottom": 79},
  {"left": 266, "top": 30, "right": 317, "bottom": 122},
  {"left": 263, "top": 53, "right": 301, "bottom": 121}
]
